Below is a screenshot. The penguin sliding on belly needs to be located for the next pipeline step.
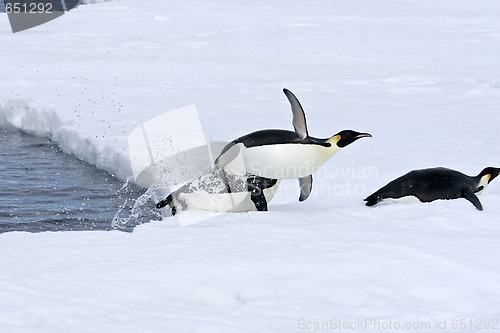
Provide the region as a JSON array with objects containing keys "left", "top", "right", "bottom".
[
  {"left": 156, "top": 167, "right": 281, "bottom": 215},
  {"left": 364, "top": 167, "right": 500, "bottom": 210},
  {"left": 215, "top": 88, "right": 372, "bottom": 202}
]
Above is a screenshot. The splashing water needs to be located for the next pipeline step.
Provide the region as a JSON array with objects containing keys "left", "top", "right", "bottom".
[
  {"left": 0, "top": 129, "right": 160, "bottom": 233},
  {"left": 112, "top": 185, "right": 163, "bottom": 230}
]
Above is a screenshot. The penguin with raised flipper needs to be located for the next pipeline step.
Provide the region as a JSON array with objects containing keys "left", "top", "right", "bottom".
[
  {"left": 364, "top": 167, "right": 500, "bottom": 210},
  {"left": 215, "top": 88, "right": 372, "bottom": 202}
]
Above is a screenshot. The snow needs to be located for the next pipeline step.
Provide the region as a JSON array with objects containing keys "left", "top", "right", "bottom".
[{"left": 2, "top": 0, "right": 500, "bottom": 331}]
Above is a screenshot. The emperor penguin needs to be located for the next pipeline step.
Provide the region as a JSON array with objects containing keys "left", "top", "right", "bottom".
[
  {"left": 215, "top": 88, "right": 372, "bottom": 202},
  {"left": 364, "top": 167, "right": 500, "bottom": 210},
  {"left": 156, "top": 167, "right": 281, "bottom": 215}
]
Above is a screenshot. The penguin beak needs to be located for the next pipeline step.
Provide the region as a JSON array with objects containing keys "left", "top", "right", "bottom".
[{"left": 355, "top": 133, "right": 372, "bottom": 139}]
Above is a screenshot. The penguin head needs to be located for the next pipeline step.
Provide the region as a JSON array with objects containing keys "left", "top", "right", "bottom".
[
  {"left": 475, "top": 167, "right": 500, "bottom": 194},
  {"left": 478, "top": 167, "right": 500, "bottom": 184},
  {"left": 330, "top": 130, "right": 372, "bottom": 148}
]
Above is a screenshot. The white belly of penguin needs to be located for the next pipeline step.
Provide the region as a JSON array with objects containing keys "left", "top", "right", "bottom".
[
  {"left": 475, "top": 174, "right": 490, "bottom": 195},
  {"left": 384, "top": 196, "right": 421, "bottom": 204},
  {"left": 225, "top": 143, "right": 338, "bottom": 179},
  {"left": 177, "top": 180, "right": 281, "bottom": 212}
]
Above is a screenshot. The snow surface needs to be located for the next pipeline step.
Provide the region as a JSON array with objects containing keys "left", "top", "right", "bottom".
[{"left": 2, "top": 0, "right": 500, "bottom": 331}]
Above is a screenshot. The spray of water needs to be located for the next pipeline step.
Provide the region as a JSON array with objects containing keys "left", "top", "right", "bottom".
[{"left": 111, "top": 177, "right": 163, "bottom": 230}]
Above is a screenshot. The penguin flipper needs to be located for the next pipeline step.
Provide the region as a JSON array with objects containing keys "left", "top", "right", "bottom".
[
  {"left": 156, "top": 194, "right": 173, "bottom": 209},
  {"left": 283, "top": 88, "right": 308, "bottom": 139},
  {"left": 298, "top": 175, "right": 313, "bottom": 202},
  {"left": 463, "top": 190, "right": 483, "bottom": 211}
]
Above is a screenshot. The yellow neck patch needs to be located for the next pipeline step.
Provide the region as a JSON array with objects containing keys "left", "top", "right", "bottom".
[{"left": 327, "top": 135, "right": 341, "bottom": 147}]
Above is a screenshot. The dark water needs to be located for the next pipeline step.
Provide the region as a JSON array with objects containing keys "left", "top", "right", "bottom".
[{"left": 0, "top": 128, "right": 160, "bottom": 233}]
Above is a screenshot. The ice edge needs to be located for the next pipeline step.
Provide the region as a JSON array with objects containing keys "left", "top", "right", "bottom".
[{"left": 0, "top": 98, "right": 133, "bottom": 182}]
